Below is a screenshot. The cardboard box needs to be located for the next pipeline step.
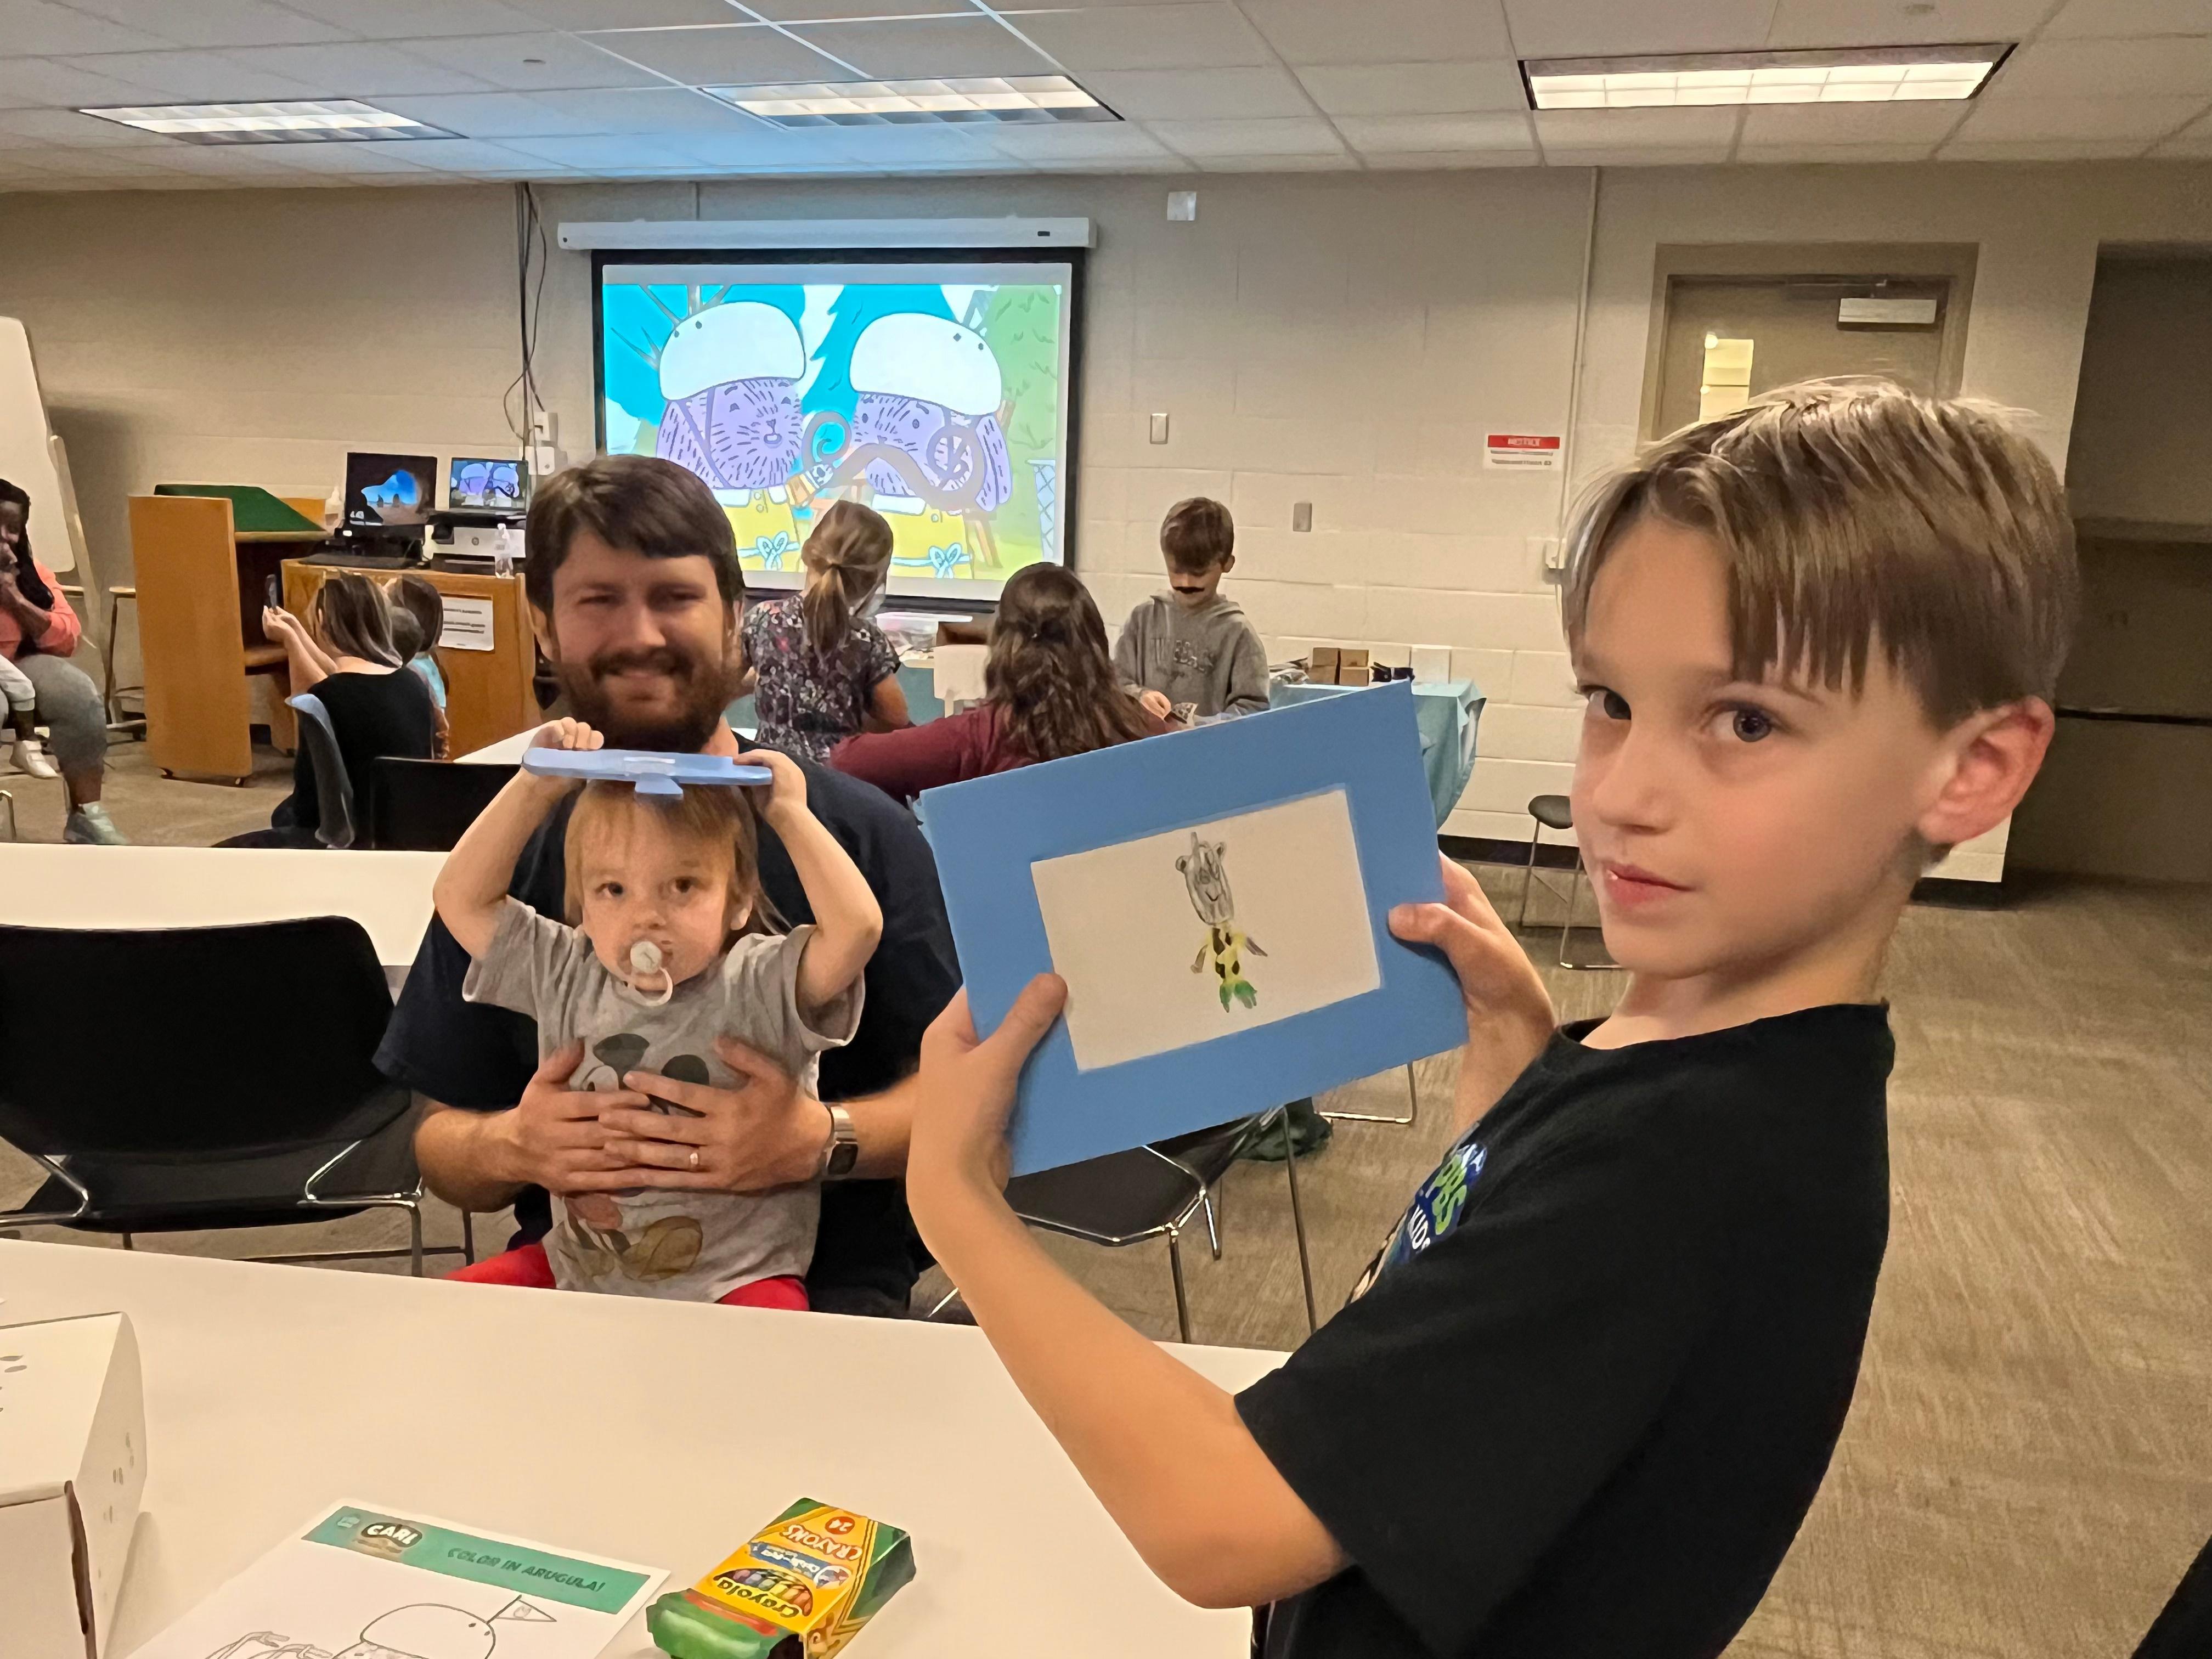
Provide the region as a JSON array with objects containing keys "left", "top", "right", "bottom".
[
  {"left": 0, "top": 1313, "right": 146, "bottom": 1659},
  {"left": 1306, "top": 645, "right": 1370, "bottom": 686}
]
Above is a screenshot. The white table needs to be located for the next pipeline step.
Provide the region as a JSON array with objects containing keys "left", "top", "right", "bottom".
[
  {"left": 0, "top": 845, "right": 441, "bottom": 971},
  {"left": 0, "top": 1242, "right": 1282, "bottom": 1658}
]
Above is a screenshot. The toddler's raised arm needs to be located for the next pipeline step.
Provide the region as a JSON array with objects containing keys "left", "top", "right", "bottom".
[{"left": 432, "top": 719, "right": 601, "bottom": 960}]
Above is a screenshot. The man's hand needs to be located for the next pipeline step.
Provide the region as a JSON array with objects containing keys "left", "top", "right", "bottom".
[
  {"left": 490, "top": 1040, "right": 653, "bottom": 1190},
  {"left": 588, "top": 1035, "right": 832, "bottom": 1193},
  {"left": 1389, "top": 854, "right": 1556, "bottom": 1131},
  {"left": 906, "top": 977, "right": 1067, "bottom": 1220}
]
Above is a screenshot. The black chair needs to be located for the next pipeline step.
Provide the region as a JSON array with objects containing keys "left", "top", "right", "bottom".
[
  {"left": 1517, "top": 792, "right": 1613, "bottom": 970},
  {"left": 0, "top": 917, "right": 455, "bottom": 1274},
  {"left": 366, "top": 758, "right": 517, "bottom": 851},
  {"left": 2135, "top": 1532, "right": 2212, "bottom": 1658},
  {"left": 1003, "top": 1109, "right": 1316, "bottom": 1344},
  {"left": 286, "top": 692, "right": 356, "bottom": 850}
]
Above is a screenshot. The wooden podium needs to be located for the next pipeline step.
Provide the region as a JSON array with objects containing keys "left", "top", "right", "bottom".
[{"left": 282, "top": 558, "right": 540, "bottom": 761}]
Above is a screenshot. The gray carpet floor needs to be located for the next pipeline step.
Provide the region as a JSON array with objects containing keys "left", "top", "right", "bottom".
[{"left": 2, "top": 736, "right": 2205, "bottom": 1656}]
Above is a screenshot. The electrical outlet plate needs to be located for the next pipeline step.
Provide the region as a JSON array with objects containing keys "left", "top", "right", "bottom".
[
  {"left": 1291, "top": 501, "right": 1313, "bottom": 532},
  {"left": 1167, "top": 190, "right": 1197, "bottom": 222},
  {"left": 1148, "top": 413, "right": 1170, "bottom": 444}
]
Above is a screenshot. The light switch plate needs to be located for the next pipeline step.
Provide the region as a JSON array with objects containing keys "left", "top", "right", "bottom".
[
  {"left": 1167, "top": 190, "right": 1197, "bottom": 222},
  {"left": 1291, "top": 501, "right": 1312, "bottom": 532},
  {"left": 1149, "top": 413, "right": 1170, "bottom": 444}
]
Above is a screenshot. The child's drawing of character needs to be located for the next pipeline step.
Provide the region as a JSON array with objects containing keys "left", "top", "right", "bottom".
[{"left": 1177, "top": 832, "right": 1266, "bottom": 1011}]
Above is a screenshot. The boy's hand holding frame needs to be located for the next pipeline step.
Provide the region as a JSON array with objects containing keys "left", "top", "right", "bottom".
[{"left": 903, "top": 852, "right": 1555, "bottom": 1611}]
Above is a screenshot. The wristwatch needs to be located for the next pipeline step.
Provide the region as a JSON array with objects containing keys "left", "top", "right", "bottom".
[{"left": 819, "top": 1103, "right": 861, "bottom": 1181}]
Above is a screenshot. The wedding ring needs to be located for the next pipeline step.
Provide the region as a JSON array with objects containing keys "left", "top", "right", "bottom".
[{"left": 689, "top": 1149, "right": 701, "bottom": 1171}]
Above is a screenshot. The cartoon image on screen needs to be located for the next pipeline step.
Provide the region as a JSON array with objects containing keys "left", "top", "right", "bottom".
[
  {"left": 344, "top": 453, "right": 437, "bottom": 532},
  {"left": 600, "top": 261, "right": 1070, "bottom": 596},
  {"left": 449, "top": 458, "right": 524, "bottom": 511}
]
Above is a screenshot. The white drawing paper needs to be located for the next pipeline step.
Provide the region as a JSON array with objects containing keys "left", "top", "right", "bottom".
[
  {"left": 125, "top": 1503, "right": 664, "bottom": 1659},
  {"left": 1031, "top": 789, "right": 1381, "bottom": 1072}
]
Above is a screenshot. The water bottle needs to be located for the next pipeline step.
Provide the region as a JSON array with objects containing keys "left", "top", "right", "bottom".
[{"left": 493, "top": 524, "right": 515, "bottom": 578}]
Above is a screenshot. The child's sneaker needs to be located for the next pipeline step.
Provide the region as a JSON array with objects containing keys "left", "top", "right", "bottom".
[
  {"left": 11, "top": 735, "right": 57, "bottom": 779},
  {"left": 63, "top": 803, "right": 127, "bottom": 844}
]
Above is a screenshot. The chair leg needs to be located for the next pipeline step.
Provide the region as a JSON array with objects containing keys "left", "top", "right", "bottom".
[
  {"left": 1321, "top": 1061, "right": 1418, "bottom": 1126},
  {"left": 1517, "top": 819, "right": 1542, "bottom": 929},
  {"left": 1281, "top": 1122, "right": 1317, "bottom": 1335},
  {"left": 1200, "top": 1189, "right": 1221, "bottom": 1261},
  {"left": 461, "top": 1210, "right": 476, "bottom": 1266},
  {"left": 119, "top": 1232, "right": 134, "bottom": 1250},
  {"left": 409, "top": 1204, "right": 424, "bottom": 1278},
  {"left": 1166, "top": 1229, "right": 1193, "bottom": 1345},
  {"left": 1557, "top": 854, "right": 1618, "bottom": 971},
  {"left": 0, "top": 789, "right": 13, "bottom": 843},
  {"left": 924, "top": 1286, "right": 962, "bottom": 1320}
]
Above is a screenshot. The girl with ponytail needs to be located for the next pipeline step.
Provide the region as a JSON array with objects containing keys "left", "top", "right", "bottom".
[
  {"left": 831, "top": 562, "right": 1168, "bottom": 802},
  {"left": 737, "top": 499, "right": 910, "bottom": 763}
]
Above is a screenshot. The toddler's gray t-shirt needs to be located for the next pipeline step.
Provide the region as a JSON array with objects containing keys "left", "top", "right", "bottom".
[{"left": 462, "top": 896, "right": 862, "bottom": 1301}]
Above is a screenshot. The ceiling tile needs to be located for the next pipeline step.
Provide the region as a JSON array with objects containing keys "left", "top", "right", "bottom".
[
  {"left": 1189, "top": 150, "right": 1356, "bottom": 170},
  {"left": 8, "top": 144, "right": 180, "bottom": 174},
  {"left": 1294, "top": 59, "right": 1525, "bottom": 117},
  {"left": 1336, "top": 111, "right": 1533, "bottom": 153},
  {"left": 577, "top": 24, "right": 852, "bottom": 84},
  {"left": 789, "top": 16, "right": 1056, "bottom": 77},
  {"left": 1010, "top": 5, "right": 1270, "bottom": 72},
  {"left": 540, "top": 86, "right": 772, "bottom": 132},
  {"left": 275, "top": 0, "right": 552, "bottom": 40},
  {"left": 743, "top": 0, "right": 989, "bottom": 15},
  {"left": 815, "top": 123, "right": 1012, "bottom": 162},
  {"left": 374, "top": 89, "right": 630, "bottom": 136},
  {"left": 1148, "top": 115, "right": 1348, "bottom": 155},
  {"left": 1737, "top": 101, "right": 1968, "bottom": 145},
  {"left": 1951, "top": 93, "right": 2205, "bottom": 140},
  {"left": 1734, "top": 142, "right": 1939, "bottom": 162},
  {"left": 984, "top": 119, "right": 1181, "bottom": 160},
  {"left": 2044, "top": 0, "right": 2212, "bottom": 38},
  {"left": 1364, "top": 147, "right": 1537, "bottom": 167},
  {"left": 496, "top": 133, "right": 708, "bottom": 167},
  {"left": 1533, "top": 105, "right": 1740, "bottom": 149},
  {"left": 0, "top": 106, "right": 176, "bottom": 145},
  {"left": 1504, "top": 0, "right": 1774, "bottom": 57},
  {"left": 1940, "top": 138, "right": 2152, "bottom": 159},
  {"left": 1240, "top": 0, "right": 1511, "bottom": 65},
  {"left": 0, "top": 0, "right": 173, "bottom": 54},
  {"left": 219, "top": 42, "right": 500, "bottom": 97},
  {"left": 1081, "top": 66, "right": 1313, "bottom": 120},
  {"left": 0, "top": 55, "right": 166, "bottom": 110},
  {"left": 376, "top": 136, "right": 555, "bottom": 172},
  {"left": 62, "top": 0, "right": 353, "bottom": 48},
  {"left": 257, "top": 141, "right": 445, "bottom": 174},
  {"left": 1765, "top": 0, "right": 2050, "bottom": 48},
  {"left": 1988, "top": 36, "right": 2212, "bottom": 99},
  {"left": 504, "top": 0, "right": 747, "bottom": 23},
  {"left": 1544, "top": 144, "right": 1733, "bottom": 164},
  {"left": 49, "top": 49, "right": 323, "bottom": 101},
  {"left": 663, "top": 126, "right": 854, "bottom": 165},
  {"left": 399, "top": 32, "right": 670, "bottom": 91}
]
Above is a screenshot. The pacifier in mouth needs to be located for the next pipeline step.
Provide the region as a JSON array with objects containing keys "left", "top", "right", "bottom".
[{"left": 628, "top": 938, "right": 674, "bottom": 1006}]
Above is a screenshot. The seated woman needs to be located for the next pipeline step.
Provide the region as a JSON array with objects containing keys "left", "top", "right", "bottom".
[
  {"left": 736, "top": 500, "right": 910, "bottom": 763},
  {"left": 831, "top": 563, "right": 1167, "bottom": 801},
  {"left": 224, "top": 572, "right": 437, "bottom": 847},
  {"left": 0, "top": 477, "right": 123, "bottom": 843}
]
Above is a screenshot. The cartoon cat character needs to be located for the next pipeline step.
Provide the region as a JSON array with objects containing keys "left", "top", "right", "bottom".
[{"left": 1177, "top": 832, "right": 1267, "bottom": 1011}]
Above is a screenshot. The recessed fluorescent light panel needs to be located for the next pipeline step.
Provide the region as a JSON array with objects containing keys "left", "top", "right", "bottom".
[
  {"left": 77, "top": 100, "right": 454, "bottom": 143},
  {"left": 709, "top": 75, "right": 1116, "bottom": 128},
  {"left": 1524, "top": 44, "right": 2010, "bottom": 109}
]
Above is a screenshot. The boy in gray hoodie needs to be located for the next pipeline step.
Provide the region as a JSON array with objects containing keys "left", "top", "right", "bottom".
[{"left": 1113, "top": 496, "right": 1271, "bottom": 722}]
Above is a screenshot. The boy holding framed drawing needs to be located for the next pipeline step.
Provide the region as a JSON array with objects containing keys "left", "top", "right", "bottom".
[{"left": 903, "top": 383, "right": 2078, "bottom": 1657}]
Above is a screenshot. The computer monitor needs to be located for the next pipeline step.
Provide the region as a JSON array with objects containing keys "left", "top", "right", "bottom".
[
  {"left": 343, "top": 452, "right": 437, "bottom": 532},
  {"left": 448, "top": 456, "right": 526, "bottom": 511}
]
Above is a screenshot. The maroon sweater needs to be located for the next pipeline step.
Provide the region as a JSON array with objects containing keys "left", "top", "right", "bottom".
[{"left": 830, "top": 702, "right": 1170, "bottom": 801}]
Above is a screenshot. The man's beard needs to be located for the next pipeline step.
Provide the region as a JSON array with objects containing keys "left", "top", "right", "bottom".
[{"left": 555, "top": 641, "right": 735, "bottom": 752}]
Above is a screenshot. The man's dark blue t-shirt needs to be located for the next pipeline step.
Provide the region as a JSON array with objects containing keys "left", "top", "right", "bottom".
[{"left": 376, "top": 755, "right": 960, "bottom": 1316}]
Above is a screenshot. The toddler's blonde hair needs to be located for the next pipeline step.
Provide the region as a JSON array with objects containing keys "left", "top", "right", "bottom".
[{"left": 561, "top": 782, "right": 767, "bottom": 935}]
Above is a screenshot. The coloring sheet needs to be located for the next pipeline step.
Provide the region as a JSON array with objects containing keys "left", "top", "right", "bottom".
[
  {"left": 127, "top": 1503, "right": 664, "bottom": 1659},
  {"left": 1032, "top": 790, "right": 1381, "bottom": 1071}
]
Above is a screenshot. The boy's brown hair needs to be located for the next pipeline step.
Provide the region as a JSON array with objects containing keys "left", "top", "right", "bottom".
[
  {"left": 1562, "top": 380, "right": 2079, "bottom": 727},
  {"left": 1159, "top": 496, "right": 1235, "bottom": 574},
  {"left": 562, "top": 782, "right": 768, "bottom": 935}
]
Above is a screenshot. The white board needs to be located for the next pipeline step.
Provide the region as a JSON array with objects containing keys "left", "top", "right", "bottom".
[{"left": 0, "top": 319, "right": 72, "bottom": 575}]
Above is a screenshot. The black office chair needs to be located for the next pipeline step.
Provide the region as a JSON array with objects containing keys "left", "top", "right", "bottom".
[
  {"left": 286, "top": 692, "right": 356, "bottom": 850},
  {"left": 2135, "top": 1532, "right": 2212, "bottom": 1658},
  {"left": 366, "top": 758, "right": 517, "bottom": 851},
  {"left": 1002, "top": 1109, "right": 1316, "bottom": 1344},
  {"left": 0, "top": 917, "right": 457, "bottom": 1274}
]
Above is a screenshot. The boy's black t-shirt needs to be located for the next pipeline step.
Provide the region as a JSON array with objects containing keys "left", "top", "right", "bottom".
[
  {"left": 1237, "top": 1005, "right": 1893, "bottom": 1659},
  {"left": 374, "top": 755, "right": 961, "bottom": 1314}
]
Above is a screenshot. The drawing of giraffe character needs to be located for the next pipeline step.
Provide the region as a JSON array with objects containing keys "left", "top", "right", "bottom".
[{"left": 1177, "top": 832, "right": 1267, "bottom": 1011}]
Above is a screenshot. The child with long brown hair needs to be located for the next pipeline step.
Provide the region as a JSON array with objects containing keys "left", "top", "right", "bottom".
[
  {"left": 736, "top": 499, "right": 910, "bottom": 763},
  {"left": 831, "top": 562, "right": 1166, "bottom": 801}
]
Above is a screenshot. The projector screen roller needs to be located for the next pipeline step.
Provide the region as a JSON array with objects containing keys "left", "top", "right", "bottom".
[{"left": 596, "top": 255, "right": 1080, "bottom": 602}]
